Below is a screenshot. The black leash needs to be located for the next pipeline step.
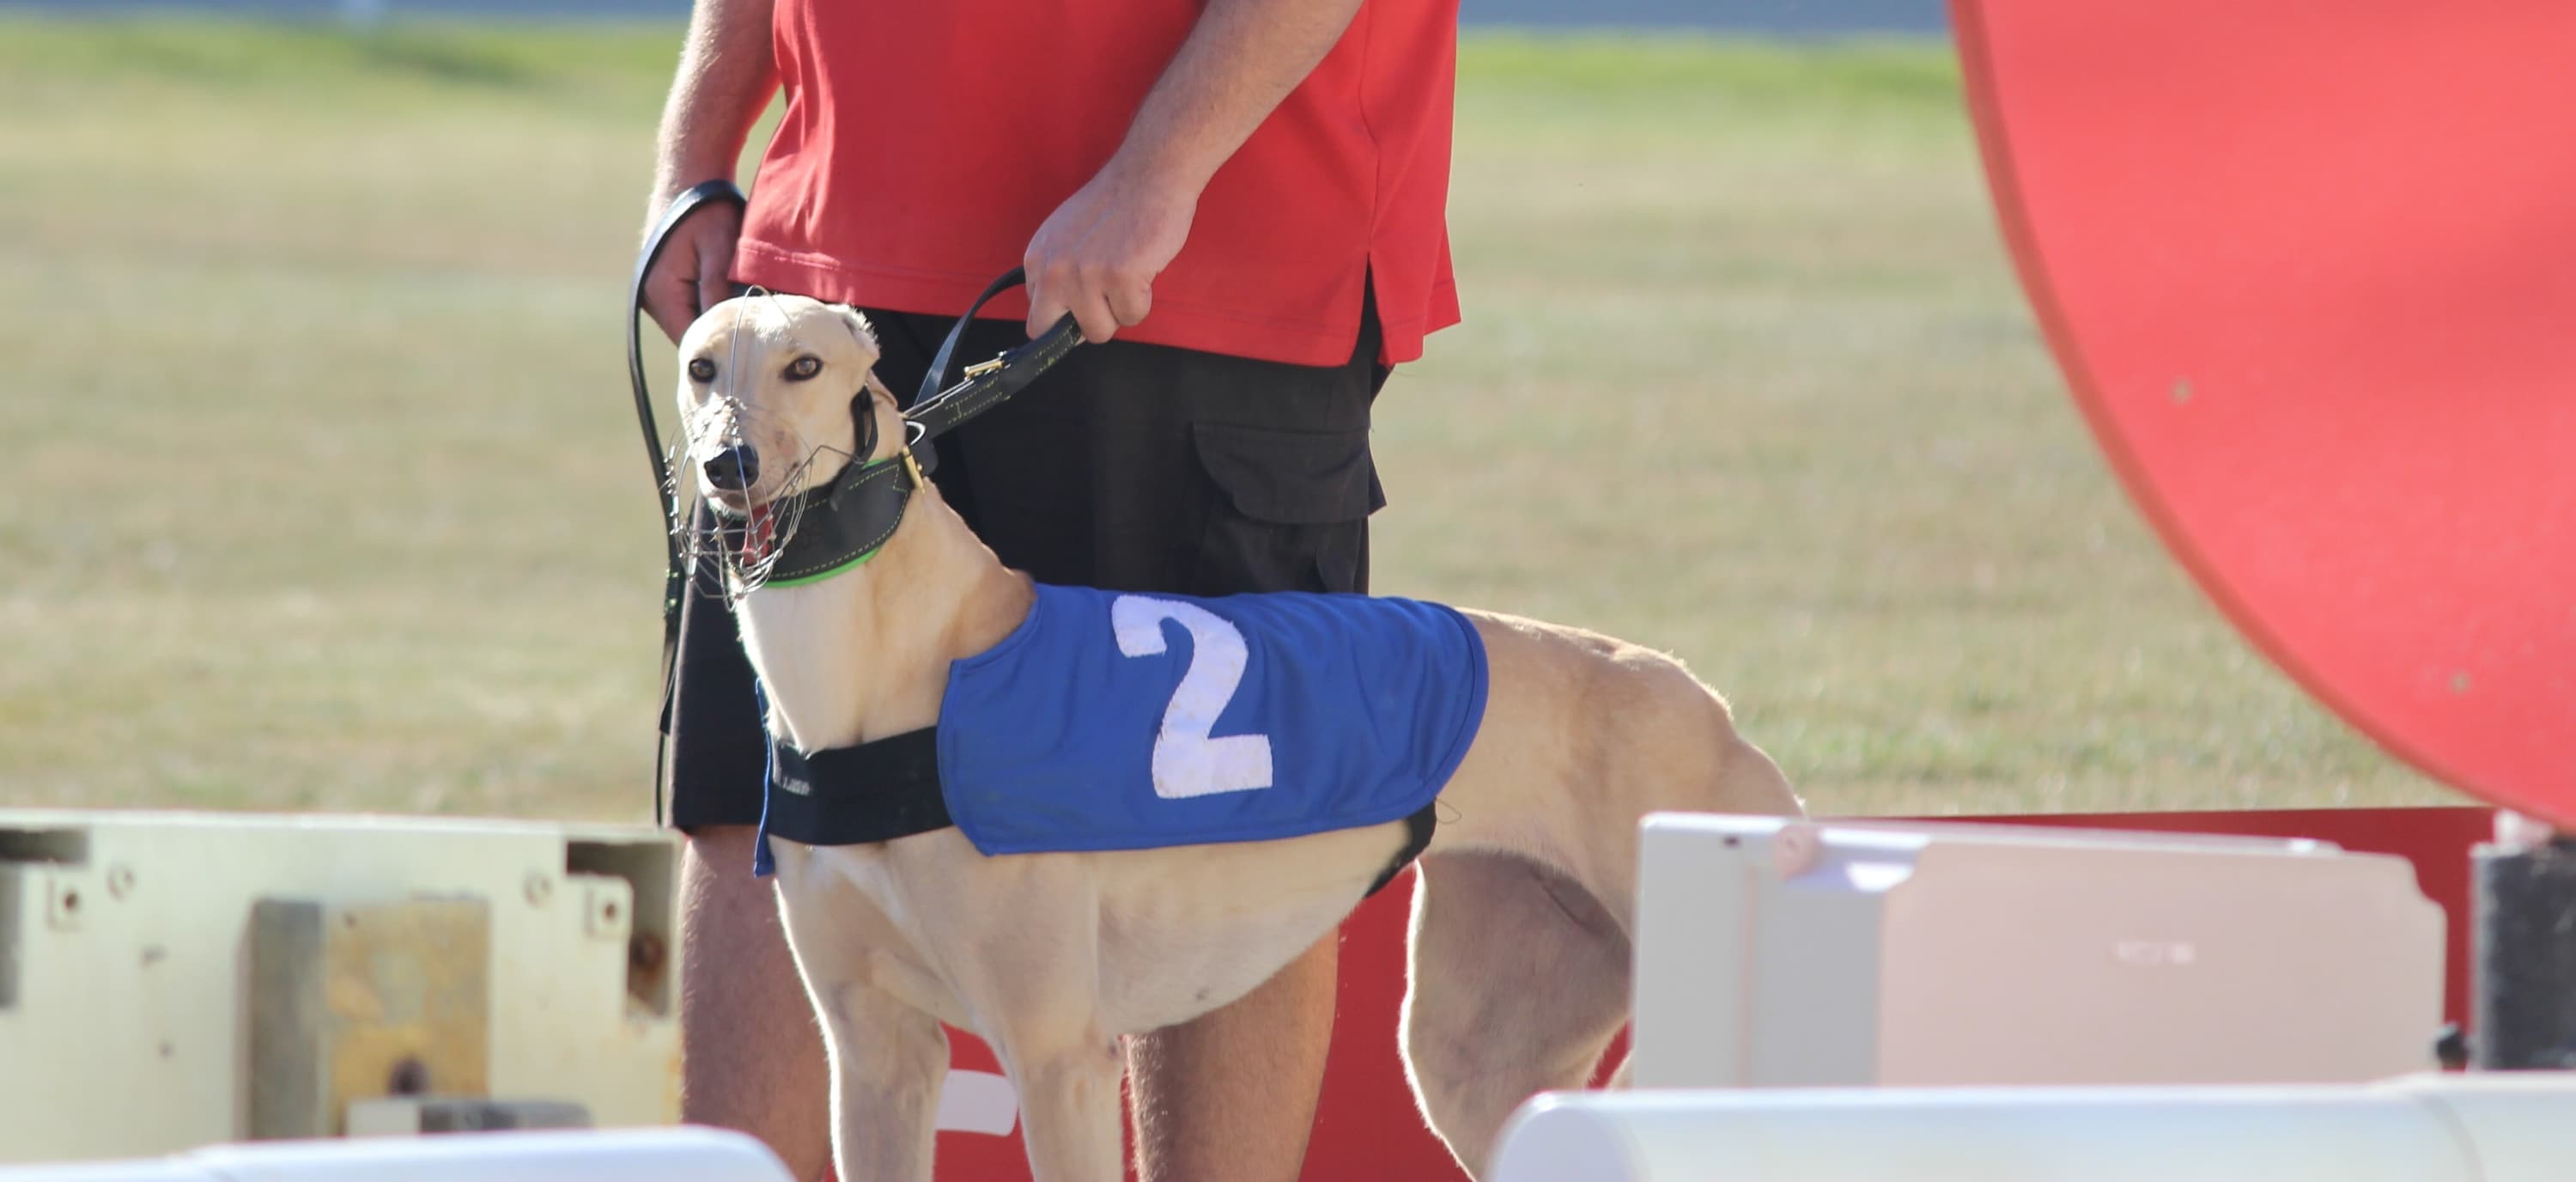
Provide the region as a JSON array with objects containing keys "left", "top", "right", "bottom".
[
  {"left": 629, "top": 180, "right": 744, "bottom": 826},
  {"left": 626, "top": 180, "right": 1084, "bottom": 825}
]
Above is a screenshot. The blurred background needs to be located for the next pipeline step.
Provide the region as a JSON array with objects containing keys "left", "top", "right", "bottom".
[{"left": 0, "top": 1, "right": 2460, "bottom": 823}]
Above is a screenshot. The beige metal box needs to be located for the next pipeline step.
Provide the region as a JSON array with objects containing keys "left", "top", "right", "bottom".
[{"left": 0, "top": 809, "right": 680, "bottom": 1164}]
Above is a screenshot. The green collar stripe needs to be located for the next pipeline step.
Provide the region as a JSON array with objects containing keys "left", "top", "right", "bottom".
[{"left": 761, "top": 545, "right": 886, "bottom": 588}]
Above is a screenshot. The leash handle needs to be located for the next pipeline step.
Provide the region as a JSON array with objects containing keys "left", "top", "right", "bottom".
[
  {"left": 905, "top": 271, "right": 1086, "bottom": 457},
  {"left": 629, "top": 180, "right": 749, "bottom": 563},
  {"left": 914, "top": 268, "right": 1084, "bottom": 407},
  {"left": 627, "top": 178, "right": 746, "bottom": 827}
]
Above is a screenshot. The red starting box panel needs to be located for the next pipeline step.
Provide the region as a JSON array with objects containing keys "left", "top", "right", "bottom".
[{"left": 1952, "top": 0, "right": 2576, "bottom": 828}]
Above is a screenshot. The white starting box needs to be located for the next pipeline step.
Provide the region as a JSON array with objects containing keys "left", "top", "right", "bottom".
[
  {"left": 0, "top": 809, "right": 682, "bottom": 1166},
  {"left": 1477, "top": 813, "right": 2519, "bottom": 1182},
  {"left": 1630, "top": 813, "right": 2446, "bottom": 1088}
]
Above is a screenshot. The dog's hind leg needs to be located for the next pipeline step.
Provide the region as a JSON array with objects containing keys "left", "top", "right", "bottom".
[{"left": 1400, "top": 851, "right": 1633, "bottom": 1179}]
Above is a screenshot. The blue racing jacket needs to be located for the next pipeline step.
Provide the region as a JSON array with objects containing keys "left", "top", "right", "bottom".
[
  {"left": 752, "top": 582, "right": 1489, "bottom": 873},
  {"left": 937, "top": 583, "right": 1488, "bottom": 855}
]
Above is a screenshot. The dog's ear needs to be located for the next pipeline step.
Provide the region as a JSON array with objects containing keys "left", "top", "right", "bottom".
[{"left": 831, "top": 304, "right": 882, "bottom": 363}]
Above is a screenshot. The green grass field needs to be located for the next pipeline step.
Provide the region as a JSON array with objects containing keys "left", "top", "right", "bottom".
[{"left": 0, "top": 17, "right": 2460, "bottom": 822}]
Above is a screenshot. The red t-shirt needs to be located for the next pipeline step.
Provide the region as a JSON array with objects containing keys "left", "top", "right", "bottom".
[{"left": 732, "top": 0, "right": 1461, "bottom": 369}]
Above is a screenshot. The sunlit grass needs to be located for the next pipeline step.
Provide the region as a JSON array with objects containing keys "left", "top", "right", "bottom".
[{"left": 0, "top": 16, "right": 2456, "bottom": 820}]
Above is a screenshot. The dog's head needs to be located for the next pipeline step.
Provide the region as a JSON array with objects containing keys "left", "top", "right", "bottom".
[{"left": 674, "top": 293, "right": 903, "bottom": 515}]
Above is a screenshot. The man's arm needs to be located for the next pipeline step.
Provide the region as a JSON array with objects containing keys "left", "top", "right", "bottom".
[
  {"left": 641, "top": 0, "right": 780, "bottom": 344},
  {"left": 1022, "top": 0, "right": 1370, "bottom": 343}
]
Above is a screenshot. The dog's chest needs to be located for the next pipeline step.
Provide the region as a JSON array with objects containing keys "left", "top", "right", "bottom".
[{"left": 740, "top": 587, "right": 876, "bottom": 745}]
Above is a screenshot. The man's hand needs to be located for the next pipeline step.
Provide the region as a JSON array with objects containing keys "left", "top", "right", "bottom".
[
  {"left": 641, "top": 0, "right": 776, "bottom": 344},
  {"left": 1022, "top": 161, "right": 1198, "bottom": 345},
  {"left": 641, "top": 196, "right": 745, "bottom": 344}
]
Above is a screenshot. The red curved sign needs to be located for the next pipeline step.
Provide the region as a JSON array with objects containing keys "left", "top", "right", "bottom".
[{"left": 1953, "top": 0, "right": 2576, "bottom": 827}]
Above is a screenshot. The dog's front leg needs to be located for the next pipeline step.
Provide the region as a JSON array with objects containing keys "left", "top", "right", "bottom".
[
  {"left": 999, "top": 1034, "right": 1126, "bottom": 1182},
  {"left": 773, "top": 854, "right": 951, "bottom": 1182},
  {"left": 810, "top": 973, "right": 950, "bottom": 1182},
  {"left": 943, "top": 866, "right": 1124, "bottom": 1182}
]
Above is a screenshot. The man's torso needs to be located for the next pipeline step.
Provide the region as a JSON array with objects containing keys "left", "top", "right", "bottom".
[{"left": 732, "top": 0, "right": 1463, "bottom": 369}]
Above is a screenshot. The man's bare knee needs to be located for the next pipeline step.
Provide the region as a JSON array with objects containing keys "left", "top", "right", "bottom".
[{"left": 679, "top": 825, "right": 832, "bottom": 1181}]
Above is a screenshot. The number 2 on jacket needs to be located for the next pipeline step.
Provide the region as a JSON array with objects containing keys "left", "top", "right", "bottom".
[{"left": 1111, "top": 595, "right": 1276, "bottom": 800}]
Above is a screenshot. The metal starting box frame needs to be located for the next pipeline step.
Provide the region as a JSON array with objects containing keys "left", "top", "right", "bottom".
[{"left": 0, "top": 809, "right": 681, "bottom": 1165}]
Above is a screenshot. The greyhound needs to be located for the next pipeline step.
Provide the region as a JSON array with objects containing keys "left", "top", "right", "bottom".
[{"left": 671, "top": 291, "right": 1803, "bottom": 1181}]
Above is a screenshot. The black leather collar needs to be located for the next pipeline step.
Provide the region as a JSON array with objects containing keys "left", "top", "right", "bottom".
[{"left": 718, "top": 452, "right": 917, "bottom": 587}]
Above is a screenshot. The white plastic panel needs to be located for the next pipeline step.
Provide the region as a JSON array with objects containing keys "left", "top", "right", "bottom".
[
  {"left": 1631, "top": 813, "right": 2445, "bottom": 1088},
  {"left": 0, "top": 1129, "right": 789, "bottom": 1182},
  {"left": 1489, "top": 1073, "right": 2576, "bottom": 1182}
]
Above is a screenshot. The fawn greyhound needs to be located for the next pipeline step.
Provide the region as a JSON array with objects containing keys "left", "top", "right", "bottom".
[{"left": 670, "top": 289, "right": 1802, "bottom": 1182}]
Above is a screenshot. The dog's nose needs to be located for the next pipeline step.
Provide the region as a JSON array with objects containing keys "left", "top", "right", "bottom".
[{"left": 703, "top": 447, "right": 760, "bottom": 491}]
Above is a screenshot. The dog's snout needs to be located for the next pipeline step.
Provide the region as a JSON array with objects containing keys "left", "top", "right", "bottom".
[{"left": 703, "top": 447, "right": 761, "bottom": 491}]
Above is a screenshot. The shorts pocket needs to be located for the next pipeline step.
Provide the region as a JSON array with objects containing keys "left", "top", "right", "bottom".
[{"left": 1187, "top": 421, "right": 1385, "bottom": 595}]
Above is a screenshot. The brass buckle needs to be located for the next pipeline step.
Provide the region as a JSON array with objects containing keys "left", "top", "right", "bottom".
[
  {"left": 962, "top": 357, "right": 1004, "bottom": 379},
  {"left": 900, "top": 447, "right": 929, "bottom": 491}
]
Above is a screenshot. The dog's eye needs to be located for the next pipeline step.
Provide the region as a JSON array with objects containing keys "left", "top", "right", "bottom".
[
  {"left": 784, "top": 356, "right": 823, "bottom": 381},
  {"left": 687, "top": 358, "right": 716, "bottom": 382}
]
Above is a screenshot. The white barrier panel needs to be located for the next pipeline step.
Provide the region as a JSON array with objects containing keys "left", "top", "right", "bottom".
[
  {"left": 1631, "top": 813, "right": 2444, "bottom": 1088},
  {"left": 0, "top": 1129, "right": 791, "bottom": 1182},
  {"left": 1488, "top": 1073, "right": 2576, "bottom": 1182}
]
